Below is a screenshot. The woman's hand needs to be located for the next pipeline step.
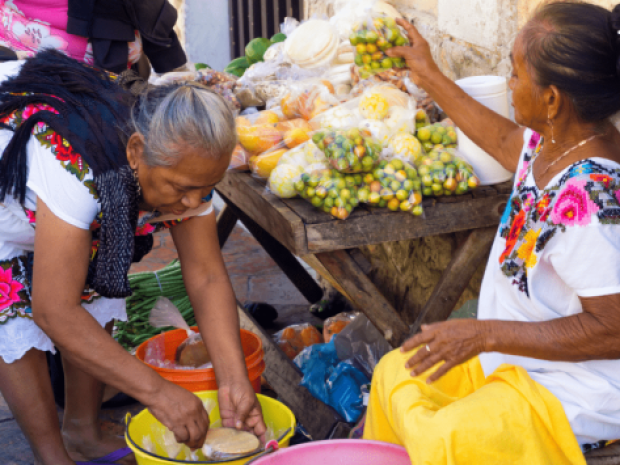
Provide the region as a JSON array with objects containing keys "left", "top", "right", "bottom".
[
  {"left": 146, "top": 380, "right": 211, "bottom": 449},
  {"left": 218, "top": 382, "right": 267, "bottom": 441},
  {"left": 401, "top": 320, "right": 490, "bottom": 383},
  {"left": 385, "top": 18, "right": 441, "bottom": 86}
]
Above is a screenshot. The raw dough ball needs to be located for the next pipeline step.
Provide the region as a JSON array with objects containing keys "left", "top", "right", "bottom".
[{"left": 175, "top": 335, "right": 211, "bottom": 367}]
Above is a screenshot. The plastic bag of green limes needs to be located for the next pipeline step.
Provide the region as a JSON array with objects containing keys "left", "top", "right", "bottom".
[
  {"left": 294, "top": 168, "right": 366, "bottom": 220},
  {"left": 416, "top": 121, "right": 458, "bottom": 154},
  {"left": 311, "top": 128, "right": 384, "bottom": 173},
  {"left": 349, "top": 14, "right": 409, "bottom": 80},
  {"left": 414, "top": 148, "right": 480, "bottom": 197},
  {"left": 359, "top": 159, "right": 424, "bottom": 216}
]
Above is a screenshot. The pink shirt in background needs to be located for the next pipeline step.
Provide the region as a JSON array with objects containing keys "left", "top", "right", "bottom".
[{"left": 0, "top": 0, "right": 141, "bottom": 66}]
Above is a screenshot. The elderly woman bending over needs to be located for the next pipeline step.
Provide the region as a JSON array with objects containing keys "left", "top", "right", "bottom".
[
  {"left": 364, "top": 2, "right": 620, "bottom": 464},
  {"left": 0, "top": 51, "right": 264, "bottom": 465}
]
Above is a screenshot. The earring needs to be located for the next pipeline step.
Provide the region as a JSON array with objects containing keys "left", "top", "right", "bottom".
[
  {"left": 548, "top": 114, "right": 556, "bottom": 144},
  {"left": 132, "top": 169, "right": 141, "bottom": 196}
]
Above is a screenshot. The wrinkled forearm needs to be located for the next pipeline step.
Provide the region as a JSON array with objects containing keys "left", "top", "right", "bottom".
[
  {"left": 33, "top": 303, "right": 165, "bottom": 402},
  {"left": 183, "top": 273, "right": 249, "bottom": 386},
  {"left": 482, "top": 313, "right": 620, "bottom": 362}
]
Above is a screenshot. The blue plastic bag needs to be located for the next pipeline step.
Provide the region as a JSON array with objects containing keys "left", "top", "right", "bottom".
[{"left": 295, "top": 338, "right": 370, "bottom": 423}]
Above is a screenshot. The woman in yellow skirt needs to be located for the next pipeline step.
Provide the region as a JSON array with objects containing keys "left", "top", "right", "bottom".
[{"left": 364, "top": 3, "right": 620, "bottom": 464}]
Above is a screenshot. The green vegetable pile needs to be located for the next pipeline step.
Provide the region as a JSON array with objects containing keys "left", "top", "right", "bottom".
[
  {"left": 115, "top": 260, "right": 195, "bottom": 350},
  {"left": 224, "top": 33, "right": 287, "bottom": 77}
]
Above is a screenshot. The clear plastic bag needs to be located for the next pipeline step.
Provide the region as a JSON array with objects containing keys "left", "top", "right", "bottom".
[
  {"left": 280, "top": 79, "right": 339, "bottom": 120},
  {"left": 295, "top": 167, "right": 365, "bottom": 220},
  {"left": 311, "top": 127, "right": 384, "bottom": 173},
  {"left": 350, "top": 13, "right": 409, "bottom": 79},
  {"left": 242, "top": 113, "right": 315, "bottom": 179},
  {"left": 309, "top": 97, "right": 362, "bottom": 131},
  {"left": 333, "top": 313, "right": 392, "bottom": 379},
  {"left": 382, "top": 131, "right": 423, "bottom": 165},
  {"left": 146, "top": 298, "right": 213, "bottom": 369},
  {"left": 295, "top": 339, "right": 369, "bottom": 423},
  {"left": 236, "top": 110, "right": 285, "bottom": 160},
  {"left": 274, "top": 323, "right": 324, "bottom": 360},
  {"left": 149, "top": 297, "right": 193, "bottom": 337},
  {"left": 360, "top": 159, "right": 424, "bottom": 215},
  {"left": 229, "top": 144, "right": 251, "bottom": 171},
  {"left": 416, "top": 120, "right": 458, "bottom": 153},
  {"left": 415, "top": 147, "right": 480, "bottom": 197},
  {"left": 350, "top": 66, "right": 413, "bottom": 97},
  {"left": 323, "top": 312, "right": 357, "bottom": 343},
  {"left": 359, "top": 83, "right": 415, "bottom": 115},
  {"left": 268, "top": 140, "right": 328, "bottom": 198}
]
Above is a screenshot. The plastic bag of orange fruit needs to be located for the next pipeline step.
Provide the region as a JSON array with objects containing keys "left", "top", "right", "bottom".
[
  {"left": 274, "top": 324, "right": 324, "bottom": 360},
  {"left": 228, "top": 144, "right": 251, "bottom": 171},
  {"left": 236, "top": 109, "right": 316, "bottom": 179},
  {"left": 323, "top": 312, "right": 357, "bottom": 343},
  {"left": 280, "top": 79, "right": 341, "bottom": 121},
  {"left": 247, "top": 124, "right": 315, "bottom": 180}
]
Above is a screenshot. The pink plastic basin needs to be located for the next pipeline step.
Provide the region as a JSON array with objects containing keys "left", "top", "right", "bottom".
[{"left": 250, "top": 440, "right": 410, "bottom": 465}]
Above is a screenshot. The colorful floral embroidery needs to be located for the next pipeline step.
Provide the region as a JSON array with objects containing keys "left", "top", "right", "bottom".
[
  {"left": 517, "top": 228, "right": 540, "bottom": 269},
  {"left": 34, "top": 124, "right": 91, "bottom": 183},
  {"left": 0, "top": 266, "right": 24, "bottom": 311},
  {"left": 0, "top": 257, "right": 31, "bottom": 324},
  {"left": 550, "top": 179, "right": 599, "bottom": 227},
  {"left": 499, "top": 132, "right": 620, "bottom": 296},
  {"left": 535, "top": 194, "right": 552, "bottom": 223},
  {"left": 500, "top": 210, "right": 525, "bottom": 264},
  {"left": 528, "top": 132, "right": 541, "bottom": 149}
]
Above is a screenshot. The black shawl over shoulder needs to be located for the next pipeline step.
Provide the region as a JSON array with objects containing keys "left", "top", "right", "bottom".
[
  {"left": 67, "top": 0, "right": 187, "bottom": 74},
  {"left": 0, "top": 50, "right": 152, "bottom": 298}
]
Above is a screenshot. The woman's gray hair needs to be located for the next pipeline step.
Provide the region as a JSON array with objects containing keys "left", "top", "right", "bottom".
[{"left": 129, "top": 82, "right": 236, "bottom": 166}]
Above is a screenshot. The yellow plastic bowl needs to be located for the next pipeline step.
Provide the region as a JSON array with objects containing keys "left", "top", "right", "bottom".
[{"left": 125, "top": 391, "right": 296, "bottom": 465}]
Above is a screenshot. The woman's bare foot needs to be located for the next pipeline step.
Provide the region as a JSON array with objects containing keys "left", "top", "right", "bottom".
[{"left": 62, "top": 426, "right": 136, "bottom": 465}]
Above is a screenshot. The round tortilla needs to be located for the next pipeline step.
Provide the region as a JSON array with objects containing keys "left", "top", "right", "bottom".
[
  {"left": 286, "top": 20, "right": 336, "bottom": 63},
  {"left": 290, "top": 33, "right": 339, "bottom": 67},
  {"left": 202, "top": 428, "right": 261, "bottom": 455}
]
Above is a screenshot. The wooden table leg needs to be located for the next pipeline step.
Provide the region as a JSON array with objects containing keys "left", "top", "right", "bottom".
[
  {"left": 224, "top": 200, "right": 324, "bottom": 304},
  {"left": 315, "top": 249, "right": 410, "bottom": 347},
  {"left": 216, "top": 205, "right": 238, "bottom": 249},
  {"left": 301, "top": 254, "right": 354, "bottom": 303},
  {"left": 409, "top": 226, "right": 496, "bottom": 335},
  {"left": 236, "top": 304, "right": 350, "bottom": 439}
]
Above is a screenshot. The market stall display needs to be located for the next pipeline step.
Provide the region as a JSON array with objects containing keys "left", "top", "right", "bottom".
[{"left": 132, "top": 0, "right": 508, "bottom": 445}]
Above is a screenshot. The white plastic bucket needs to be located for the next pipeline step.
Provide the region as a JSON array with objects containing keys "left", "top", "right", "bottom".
[{"left": 455, "top": 76, "right": 514, "bottom": 185}]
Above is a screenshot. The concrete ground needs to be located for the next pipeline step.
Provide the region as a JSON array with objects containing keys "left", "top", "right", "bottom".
[{"left": 0, "top": 200, "right": 314, "bottom": 464}]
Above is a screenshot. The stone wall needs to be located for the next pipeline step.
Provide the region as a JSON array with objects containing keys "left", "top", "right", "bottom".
[{"left": 306, "top": 0, "right": 612, "bottom": 80}]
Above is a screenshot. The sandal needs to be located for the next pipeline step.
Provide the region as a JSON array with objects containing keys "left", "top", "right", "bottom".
[{"left": 75, "top": 446, "right": 133, "bottom": 465}]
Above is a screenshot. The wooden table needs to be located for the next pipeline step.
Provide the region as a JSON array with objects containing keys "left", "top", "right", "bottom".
[{"left": 216, "top": 171, "right": 511, "bottom": 440}]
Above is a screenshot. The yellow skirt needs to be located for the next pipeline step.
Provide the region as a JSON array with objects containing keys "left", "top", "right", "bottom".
[{"left": 363, "top": 349, "right": 586, "bottom": 465}]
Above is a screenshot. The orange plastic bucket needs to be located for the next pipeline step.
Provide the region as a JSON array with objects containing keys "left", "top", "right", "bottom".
[{"left": 135, "top": 328, "right": 265, "bottom": 393}]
